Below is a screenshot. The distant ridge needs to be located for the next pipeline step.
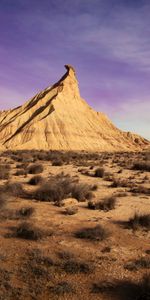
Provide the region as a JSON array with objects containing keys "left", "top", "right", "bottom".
[{"left": 0, "top": 65, "right": 149, "bottom": 151}]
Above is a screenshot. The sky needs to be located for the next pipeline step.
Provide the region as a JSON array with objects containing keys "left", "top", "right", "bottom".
[{"left": 0, "top": 0, "right": 150, "bottom": 139}]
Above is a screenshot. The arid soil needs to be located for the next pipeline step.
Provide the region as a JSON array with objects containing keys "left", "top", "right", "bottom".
[{"left": 0, "top": 150, "right": 149, "bottom": 300}]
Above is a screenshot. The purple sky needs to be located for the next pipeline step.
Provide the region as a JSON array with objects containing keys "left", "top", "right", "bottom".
[{"left": 0, "top": 0, "right": 150, "bottom": 139}]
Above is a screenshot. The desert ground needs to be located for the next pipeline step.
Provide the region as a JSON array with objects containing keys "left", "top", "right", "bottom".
[{"left": 0, "top": 150, "right": 149, "bottom": 300}]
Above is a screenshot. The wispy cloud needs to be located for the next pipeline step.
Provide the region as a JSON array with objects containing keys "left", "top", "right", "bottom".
[{"left": 0, "top": 0, "right": 149, "bottom": 139}]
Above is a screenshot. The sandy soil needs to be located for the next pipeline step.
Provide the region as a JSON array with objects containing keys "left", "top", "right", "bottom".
[{"left": 0, "top": 150, "right": 149, "bottom": 300}]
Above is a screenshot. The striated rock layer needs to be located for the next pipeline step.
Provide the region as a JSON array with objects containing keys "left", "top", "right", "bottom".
[{"left": 0, "top": 65, "right": 149, "bottom": 151}]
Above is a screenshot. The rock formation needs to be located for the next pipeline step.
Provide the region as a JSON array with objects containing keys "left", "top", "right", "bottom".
[{"left": 0, "top": 65, "right": 149, "bottom": 151}]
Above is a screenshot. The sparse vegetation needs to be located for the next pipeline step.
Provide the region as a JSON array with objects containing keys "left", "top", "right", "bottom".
[
  {"left": 52, "top": 159, "right": 64, "bottom": 166},
  {"left": 33, "top": 175, "right": 93, "bottom": 202},
  {"left": 15, "top": 169, "right": 27, "bottom": 176},
  {"left": 0, "top": 193, "right": 7, "bottom": 209},
  {"left": 28, "top": 175, "right": 43, "bottom": 185},
  {"left": 13, "top": 222, "right": 44, "bottom": 240},
  {"left": 49, "top": 281, "right": 75, "bottom": 295},
  {"left": 132, "top": 161, "right": 150, "bottom": 172},
  {"left": 33, "top": 181, "right": 65, "bottom": 202},
  {"left": 0, "top": 164, "right": 10, "bottom": 180},
  {"left": 0, "top": 150, "right": 149, "bottom": 299},
  {"left": 64, "top": 206, "right": 78, "bottom": 215},
  {"left": 94, "top": 167, "right": 105, "bottom": 178},
  {"left": 57, "top": 250, "right": 74, "bottom": 260},
  {"left": 130, "top": 185, "right": 150, "bottom": 195},
  {"left": 91, "top": 184, "right": 98, "bottom": 191},
  {"left": 88, "top": 196, "right": 116, "bottom": 211},
  {"left": 128, "top": 213, "right": 150, "bottom": 230},
  {"left": 75, "top": 225, "right": 109, "bottom": 241},
  {"left": 3, "top": 182, "right": 27, "bottom": 198},
  {"left": 28, "top": 163, "right": 44, "bottom": 174},
  {"left": 17, "top": 207, "right": 35, "bottom": 218},
  {"left": 71, "top": 183, "right": 93, "bottom": 201},
  {"left": 63, "top": 259, "right": 94, "bottom": 274},
  {"left": 124, "top": 257, "right": 150, "bottom": 271}
]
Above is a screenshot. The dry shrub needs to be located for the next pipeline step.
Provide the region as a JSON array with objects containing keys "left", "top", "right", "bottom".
[
  {"left": 13, "top": 222, "right": 44, "bottom": 240},
  {"left": 28, "top": 163, "right": 43, "bottom": 174},
  {"left": 88, "top": 196, "right": 116, "bottom": 211},
  {"left": 94, "top": 168, "right": 105, "bottom": 178},
  {"left": 63, "top": 259, "right": 94, "bottom": 274},
  {"left": 15, "top": 169, "right": 27, "bottom": 176},
  {"left": 124, "top": 257, "right": 150, "bottom": 271},
  {"left": 0, "top": 193, "right": 7, "bottom": 209},
  {"left": 3, "top": 182, "right": 27, "bottom": 198},
  {"left": 111, "top": 178, "right": 130, "bottom": 188},
  {"left": 57, "top": 250, "right": 74, "bottom": 260},
  {"left": 17, "top": 207, "right": 35, "bottom": 218},
  {"left": 49, "top": 282, "right": 75, "bottom": 295},
  {"left": 71, "top": 183, "right": 93, "bottom": 201},
  {"left": 75, "top": 225, "right": 110, "bottom": 241},
  {"left": 128, "top": 213, "right": 150, "bottom": 230},
  {"left": 52, "top": 159, "right": 64, "bottom": 166},
  {"left": 0, "top": 164, "right": 10, "bottom": 180},
  {"left": 33, "top": 182, "right": 65, "bottom": 202},
  {"left": 33, "top": 175, "right": 93, "bottom": 203},
  {"left": 132, "top": 161, "right": 150, "bottom": 172},
  {"left": 28, "top": 175, "right": 43, "bottom": 185},
  {"left": 130, "top": 185, "right": 150, "bottom": 195},
  {"left": 91, "top": 184, "right": 98, "bottom": 191},
  {"left": 64, "top": 206, "right": 78, "bottom": 215}
]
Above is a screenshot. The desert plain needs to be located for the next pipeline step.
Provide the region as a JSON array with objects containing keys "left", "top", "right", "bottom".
[{"left": 0, "top": 149, "right": 149, "bottom": 300}]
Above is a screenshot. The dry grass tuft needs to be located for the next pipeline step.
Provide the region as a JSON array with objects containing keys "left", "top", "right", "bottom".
[{"left": 75, "top": 225, "right": 110, "bottom": 241}]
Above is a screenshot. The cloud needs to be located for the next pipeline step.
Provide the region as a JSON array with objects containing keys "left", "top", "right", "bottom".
[{"left": 70, "top": 2, "right": 150, "bottom": 72}]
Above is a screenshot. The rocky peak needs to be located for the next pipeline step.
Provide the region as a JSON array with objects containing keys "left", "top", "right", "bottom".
[{"left": 0, "top": 65, "right": 149, "bottom": 151}]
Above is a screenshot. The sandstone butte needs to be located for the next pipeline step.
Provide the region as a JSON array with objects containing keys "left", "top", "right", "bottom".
[{"left": 0, "top": 65, "right": 149, "bottom": 151}]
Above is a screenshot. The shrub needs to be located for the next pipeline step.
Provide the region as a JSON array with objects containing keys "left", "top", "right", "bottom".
[
  {"left": 57, "top": 250, "right": 74, "bottom": 260},
  {"left": 94, "top": 168, "right": 105, "bottom": 178},
  {"left": 3, "top": 182, "right": 27, "bottom": 198},
  {"left": 0, "top": 164, "right": 10, "bottom": 180},
  {"left": 0, "top": 193, "right": 6, "bottom": 209},
  {"left": 64, "top": 206, "right": 78, "bottom": 215},
  {"left": 33, "top": 182, "right": 64, "bottom": 202},
  {"left": 27, "top": 248, "right": 54, "bottom": 267},
  {"left": 128, "top": 213, "right": 150, "bottom": 230},
  {"left": 132, "top": 161, "right": 150, "bottom": 172},
  {"left": 91, "top": 184, "right": 98, "bottom": 191},
  {"left": 71, "top": 183, "right": 93, "bottom": 201},
  {"left": 130, "top": 186, "right": 150, "bottom": 195},
  {"left": 28, "top": 164, "right": 43, "bottom": 174},
  {"left": 124, "top": 257, "right": 150, "bottom": 271},
  {"left": 63, "top": 259, "right": 93, "bottom": 274},
  {"left": 33, "top": 175, "right": 92, "bottom": 203},
  {"left": 28, "top": 175, "right": 43, "bottom": 185},
  {"left": 110, "top": 178, "right": 130, "bottom": 188},
  {"left": 17, "top": 207, "right": 35, "bottom": 218},
  {"left": 88, "top": 196, "right": 116, "bottom": 211},
  {"left": 98, "top": 196, "right": 116, "bottom": 211},
  {"left": 15, "top": 169, "right": 27, "bottom": 176},
  {"left": 75, "top": 225, "right": 109, "bottom": 241},
  {"left": 14, "top": 222, "right": 43, "bottom": 240},
  {"left": 52, "top": 159, "right": 63, "bottom": 166},
  {"left": 49, "top": 282, "right": 75, "bottom": 295}
]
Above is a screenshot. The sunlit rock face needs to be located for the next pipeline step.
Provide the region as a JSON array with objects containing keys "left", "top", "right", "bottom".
[{"left": 0, "top": 65, "right": 149, "bottom": 151}]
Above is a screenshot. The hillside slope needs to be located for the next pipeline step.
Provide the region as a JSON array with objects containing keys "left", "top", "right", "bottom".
[{"left": 0, "top": 65, "right": 149, "bottom": 151}]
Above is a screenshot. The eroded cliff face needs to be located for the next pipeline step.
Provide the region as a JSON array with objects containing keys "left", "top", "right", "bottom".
[{"left": 0, "top": 65, "right": 149, "bottom": 151}]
